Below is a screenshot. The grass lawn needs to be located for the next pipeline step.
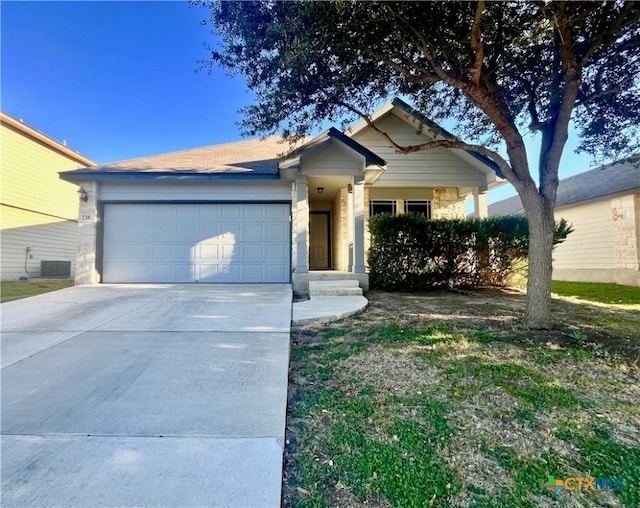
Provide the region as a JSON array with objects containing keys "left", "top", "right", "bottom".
[
  {"left": 552, "top": 281, "right": 640, "bottom": 308},
  {"left": 284, "top": 290, "right": 640, "bottom": 507},
  {"left": 0, "top": 279, "right": 74, "bottom": 303}
]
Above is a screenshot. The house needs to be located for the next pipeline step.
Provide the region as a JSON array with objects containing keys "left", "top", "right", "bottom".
[
  {"left": 1, "top": 112, "right": 96, "bottom": 280},
  {"left": 59, "top": 98, "right": 505, "bottom": 294},
  {"left": 489, "top": 157, "right": 640, "bottom": 286}
]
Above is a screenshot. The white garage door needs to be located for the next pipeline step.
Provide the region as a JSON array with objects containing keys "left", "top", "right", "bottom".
[{"left": 102, "top": 203, "right": 290, "bottom": 283}]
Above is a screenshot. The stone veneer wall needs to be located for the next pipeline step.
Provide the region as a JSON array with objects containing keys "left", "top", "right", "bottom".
[
  {"left": 612, "top": 193, "right": 640, "bottom": 285},
  {"left": 75, "top": 181, "right": 99, "bottom": 284},
  {"left": 431, "top": 187, "right": 466, "bottom": 219},
  {"left": 332, "top": 188, "right": 349, "bottom": 271}
]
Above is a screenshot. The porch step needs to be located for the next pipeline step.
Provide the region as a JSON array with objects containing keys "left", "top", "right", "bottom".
[
  {"left": 309, "top": 280, "right": 363, "bottom": 296},
  {"left": 307, "top": 271, "right": 369, "bottom": 292},
  {"left": 310, "top": 287, "right": 364, "bottom": 296},
  {"left": 308, "top": 272, "right": 363, "bottom": 282},
  {"left": 309, "top": 280, "right": 360, "bottom": 288}
]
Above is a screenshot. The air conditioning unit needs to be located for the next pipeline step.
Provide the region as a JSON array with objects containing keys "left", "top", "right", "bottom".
[{"left": 40, "top": 260, "right": 71, "bottom": 278}]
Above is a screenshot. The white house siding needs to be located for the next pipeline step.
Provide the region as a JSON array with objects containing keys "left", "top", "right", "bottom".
[
  {"left": 368, "top": 187, "right": 435, "bottom": 201},
  {"left": 300, "top": 139, "right": 365, "bottom": 176},
  {"left": 352, "top": 115, "right": 485, "bottom": 188},
  {"left": 99, "top": 181, "right": 292, "bottom": 202},
  {"left": 552, "top": 199, "right": 620, "bottom": 283},
  {"left": 0, "top": 205, "right": 77, "bottom": 279}
]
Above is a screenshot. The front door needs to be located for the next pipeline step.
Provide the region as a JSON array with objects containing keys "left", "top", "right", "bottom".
[{"left": 309, "top": 212, "right": 330, "bottom": 269}]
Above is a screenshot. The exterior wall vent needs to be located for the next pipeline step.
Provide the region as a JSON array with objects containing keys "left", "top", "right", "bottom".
[{"left": 40, "top": 260, "right": 71, "bottom": 278}]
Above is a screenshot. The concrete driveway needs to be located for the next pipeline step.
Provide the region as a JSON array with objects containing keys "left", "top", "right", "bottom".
[{"left": 1, "top": 284, "right": 292, "bottom": 507}]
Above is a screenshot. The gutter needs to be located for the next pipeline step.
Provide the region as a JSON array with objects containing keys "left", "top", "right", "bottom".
[{"left": 1, "top": 112, "right": 96, "bottom": 167}]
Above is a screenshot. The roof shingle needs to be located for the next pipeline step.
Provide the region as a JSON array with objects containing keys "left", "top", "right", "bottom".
[
  {"left": 489, "top": 157, "right": 640, "bottom": 216},
  {"left": 85, "top": 137, "right": 296, "bottom": 175}
]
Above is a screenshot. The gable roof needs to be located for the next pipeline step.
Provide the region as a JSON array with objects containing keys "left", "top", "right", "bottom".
[
  {"left": 391, "top": 98, "right": 504, "bottom": 179},
  {"left": 60, "top": 136, "right": 295, "bottom": 181},
  {"left": 281, "top": 127, "right": 386, "bottom": 169},
  {"left": 1, "top": 111, "right": 96, "bottom": 167},
  {"left": 60, "top": 98, "right": 504, "bottom": 185},
  {"left": 347, "top": 97, "right": 505, "bottom": 180},
  {"left": 488, "top": 157, "right": 640, "bottom": 216},
  {"left": 62, "top": 127, "right": 385, "bottom": 183}
]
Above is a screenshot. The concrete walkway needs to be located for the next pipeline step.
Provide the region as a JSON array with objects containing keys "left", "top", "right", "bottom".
[
  {"left": 292, "top": 295, "right": 368, "bottom": 325},
  {"left": 1, "top": 284, "right": 292, "bottom": 507}
]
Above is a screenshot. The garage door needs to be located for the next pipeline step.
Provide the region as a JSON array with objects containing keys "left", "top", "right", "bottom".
[{"left": 102, "top": 203, "right": 290, "bottom": 283}]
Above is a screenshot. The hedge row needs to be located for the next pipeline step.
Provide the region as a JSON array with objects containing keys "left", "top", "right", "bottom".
[{"left": 368, "top": 214, "right": 572, "bottom": 291}]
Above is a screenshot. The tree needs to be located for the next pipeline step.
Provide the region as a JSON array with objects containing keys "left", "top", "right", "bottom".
[{"left": 196, "top": 0, "right": 640, "bottom": 328}]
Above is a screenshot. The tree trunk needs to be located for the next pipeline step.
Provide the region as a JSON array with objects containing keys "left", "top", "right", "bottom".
[{"left": 523, "top": 194, "right": 556, "bottom": 329}]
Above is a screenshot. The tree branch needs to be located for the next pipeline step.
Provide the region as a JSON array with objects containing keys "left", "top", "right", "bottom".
[
  {"left": 383, "top": 3, "right": 468, "bottom": 90},
  {"left": 575, "top": 86, "right": 620, "bottom": 108},
  {"left": 377, "top": 3, "right": 533, "bottom": 184},
  {"left": 367, "top": 51, "right": 438, "bottom": 84},
  {"left": 520, "top": 79, "right": 543, "bottom": 132},
  {"left": 469, "top": 0, "right": 485, "bottom": 86},
  {"left": 337, "top": 100, "right": 405, "bottom": 149},
  {"left": 578, "top": 3, "right": 640, "bottom": 68},
  {"left": 403, "top": 138, "right": 520, "bottom": 188},
  {"left": 384, "top": 1, "right": 525, "bottom": 157},
  {"left": 335, "top": 99, "right": 516, "bottom": 183},
  {"left": 541, "top": 2, "right": 581, "bottom": 203}
]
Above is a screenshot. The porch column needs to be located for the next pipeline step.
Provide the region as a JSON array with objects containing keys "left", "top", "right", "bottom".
[
  {"left": 352, "top": 176, "right": 366, "bottom": 273},
  {"left": 294, "top": 175, "right": 309, "bottom": 274},
  {"left": 473, "top": 188, "right": 488, "bottom": 218}
]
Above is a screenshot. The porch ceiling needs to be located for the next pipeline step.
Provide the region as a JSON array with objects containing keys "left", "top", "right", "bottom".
[{"left": 308, "top": 175, "right": 351, "bottom": 202}]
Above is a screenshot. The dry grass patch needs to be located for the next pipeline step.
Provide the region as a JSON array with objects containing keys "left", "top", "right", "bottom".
[
  {"left": 337, "top": 346, "right": 440, "bottom": 397},
  {"left": 284, "top": 290, "right": 640, "bottom": 508}
]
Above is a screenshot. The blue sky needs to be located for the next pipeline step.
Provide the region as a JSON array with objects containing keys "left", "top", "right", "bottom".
[
  {"left": 2, "top": 1, "right": 250, "bottom": 162},
  {"left": 2, "top": 1, "right": 598, "bottom": 204}
]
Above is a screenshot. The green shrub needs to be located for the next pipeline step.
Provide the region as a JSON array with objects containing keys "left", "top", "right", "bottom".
[{"left": 368, "top": 214, "right": 571, "bottom": 291}]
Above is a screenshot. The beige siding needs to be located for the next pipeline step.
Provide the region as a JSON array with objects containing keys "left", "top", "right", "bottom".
[
  {"left": 0, "top": 205, "right": 77, "bottom": 279},
  {"left": 369, "top": 187, "right": 435, "bottom": 200},
  {"left": 353, "top": 115, "right": 484, "bottom": 187},
  {"left": 553, "top": 199, "right": 615, "bottom": 270},
  {"left": 300, "top": 139, "right": 365, "bottom": 176}
]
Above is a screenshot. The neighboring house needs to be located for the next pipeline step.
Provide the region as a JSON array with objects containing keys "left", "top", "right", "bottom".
[
  {"left": 60, "top": 98, "right": 505, "bottom": 293},
  {"left": 1, "top": 112, "right": 96, "bottom": 280},
  {"left": 489, "top": 158, "right": 640, "bottom": 286}
]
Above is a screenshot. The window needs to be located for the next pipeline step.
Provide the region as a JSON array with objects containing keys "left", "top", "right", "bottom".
[
  {"left": 404, "top": 200, "right": 432, "bottom": 218},
  {"left": 369, "top": 200, "right": 396, "bottom": 216}
]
